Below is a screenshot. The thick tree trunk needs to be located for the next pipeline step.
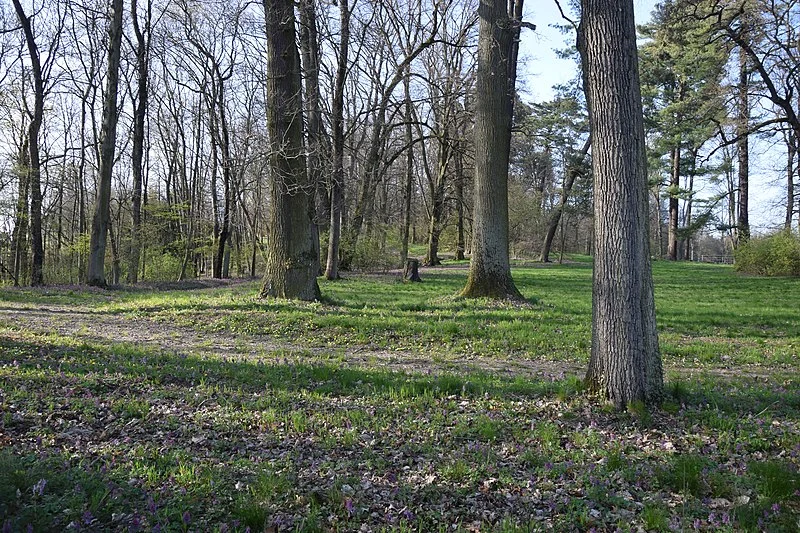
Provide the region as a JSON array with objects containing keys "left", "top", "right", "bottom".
[
  {"left": 260, "top": 0, "right": 320, "bottom": 300},
  {"left": 460, "top": 0, "right": 523, "bottom": 300},
  {"left": 324, "top": 0, "right": 349, "bottom": 281},
  {"left": 540, "top": 138, "right": 590, "bottom": 263},
  {"left": 580, "top": 0, "right": 663, "bottom": 407},
  {"left": 87, "top": 0, "right": 124, "bottom": 287}
]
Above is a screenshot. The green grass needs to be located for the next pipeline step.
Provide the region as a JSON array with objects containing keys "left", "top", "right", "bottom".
[{"left": 0, "top": 260, "right": 799, "bottom": 531}]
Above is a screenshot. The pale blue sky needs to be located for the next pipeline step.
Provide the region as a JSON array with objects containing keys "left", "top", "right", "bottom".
[{"left": 517, "top": 0, "right": 785, "bottom": 232}]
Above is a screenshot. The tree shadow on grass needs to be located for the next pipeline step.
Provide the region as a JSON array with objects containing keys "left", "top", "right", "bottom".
[{"left": 2, "top": 335, "right": 800, "bottom": 531}]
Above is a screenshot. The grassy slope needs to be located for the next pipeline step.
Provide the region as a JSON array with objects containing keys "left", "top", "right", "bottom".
[{"left": 0, "top": 260, "right": 798, "bottom": 532}]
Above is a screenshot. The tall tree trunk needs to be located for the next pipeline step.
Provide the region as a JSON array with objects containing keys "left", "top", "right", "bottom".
[
  {"left": 299, "top": 0, "right": 327, "bottom": 276},
  {"left": 540, "top": 138, "right": 590, "bottom": 263},
  {"left": 11, "top": 139, "right": 30, "bottom": 286},
  {"left": 454, "top": 138, "right": 466, "bottom": 261},
  {"left": 580, "top": 0, "right": 663, "bottom": 407},
  {"left": 424, "top": 144, "right": 449, "bottom": 267},
  {"left": 786, "top": 128, "right": 796, "bottom": 231},
  {"left": 736, "top": 48, "right": 750, "bottom": 245},
  {"left": 667, "top": 146, "right": 680, "bottom": 260},
  {"left": 128, "top": 0, "right": 151, "bottom": 284},
  {"left": 260, "top": 0, "right": 320, "bottom": 300},
  {"left": 682, "top": 157, "right": 695, "bottom": 261},
  {"left": 12, "top": 0, "right": 46, "bottom": 286},
  {"left": 325, "top": 0, "right": 350, "bottom": 281},
  {"left": 87, "top": 0, "right": 124, "bottom": 287},
  {"left": 400, "top": 72, "right": 414, "bottom": 268},
  {"left": 460, "top": 0, "right": 523, "bottom": 299}
]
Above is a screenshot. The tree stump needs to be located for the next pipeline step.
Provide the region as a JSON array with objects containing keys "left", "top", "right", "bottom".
[{"left": 403, "top": 258, "right": 422, "bottom": 282}]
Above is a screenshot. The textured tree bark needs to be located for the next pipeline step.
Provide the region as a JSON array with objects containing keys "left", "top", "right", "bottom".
[
  {"left": 87, "top": 0, "right": 124, "bottom": 287},
  {"left": 580, "top": 0, "right": 663, "bottom": 407},
  {"left": 324, "top": 0, "right": 350, "bottom": 281},
  {"left": 260, "top": 0, "right": 320, "bottom": 300},
  {"left": 460, "top": 0, "right": 523, "bottom": 300}
]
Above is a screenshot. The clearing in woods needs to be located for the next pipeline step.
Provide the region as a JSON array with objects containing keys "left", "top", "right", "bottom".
[{"left": 1, "top": 258, "right": 798, "bottom": 531}]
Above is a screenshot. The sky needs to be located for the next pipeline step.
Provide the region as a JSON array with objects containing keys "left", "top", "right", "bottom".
[{"left": 515, "top": 0, "right": 787, "bottom": 233}]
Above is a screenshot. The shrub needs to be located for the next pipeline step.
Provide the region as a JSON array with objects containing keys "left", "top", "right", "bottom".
[{"left": 735, "top": 231, "right": 800, "bottom": 276}]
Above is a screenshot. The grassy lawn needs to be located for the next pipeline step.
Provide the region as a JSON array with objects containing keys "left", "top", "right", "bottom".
[{"left": 0, "top": 259, "right": 798, "bottom": 531}]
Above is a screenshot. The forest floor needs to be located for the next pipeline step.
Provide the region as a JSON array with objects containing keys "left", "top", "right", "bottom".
[{"left": 1, "top": 259, "right": 799, "bottom": 532}]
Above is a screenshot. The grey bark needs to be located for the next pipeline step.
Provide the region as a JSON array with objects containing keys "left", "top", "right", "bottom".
[
  {"left": 460, "top": 0, "right": 523, "bottom": 299},
  {"left": 579, "top": 0, "right": 663, "bottom": 407},
  {"left": 260, "top": 0, "right": 320, "bottom": 300},
  {"left": 87, "top": 0, "right": 125, "bottom": 287}
]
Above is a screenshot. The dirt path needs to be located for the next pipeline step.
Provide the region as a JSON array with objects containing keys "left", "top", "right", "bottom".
[{"left": 2, "top": 302, "right": 584, "bottom": 381}]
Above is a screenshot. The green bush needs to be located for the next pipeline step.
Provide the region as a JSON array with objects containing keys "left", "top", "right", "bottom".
[
  {"left": 735, "top": 231, "right": 800, "bottom": 276},
  {"left": 143, "top": 252, "right": 183, "bottom": 281}
]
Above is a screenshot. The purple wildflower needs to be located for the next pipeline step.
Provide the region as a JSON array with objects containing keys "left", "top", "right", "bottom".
[{"left": 32, "top": 478, "right": 47, "bottom": 497}]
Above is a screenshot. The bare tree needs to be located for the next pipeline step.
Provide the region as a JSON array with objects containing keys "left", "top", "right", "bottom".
[
  {"left": 87, "top": 0, "right": 125, "bottom": 287},
  {"left": 324, "top": 0, "right": 351, "bottom": 280},
  {"left": 11, "top": 0, "right": 65, "bottom": 285}
]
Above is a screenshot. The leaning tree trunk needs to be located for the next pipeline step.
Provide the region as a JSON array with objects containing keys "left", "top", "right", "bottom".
[
  {"left": 87, "top": 0, "right": 124, "bottom": 287},
  {"left": 580, "top": 0, "right": 663, "bottom": 407},
  {"left": 260, "top": 0, "right": 320, "bottom": 300},
  {"left": 460, "top": 0, "right": 523, "bottom": 299},
  {"left": 540, "top": 137, "right": 590, "bottom": 263}
]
